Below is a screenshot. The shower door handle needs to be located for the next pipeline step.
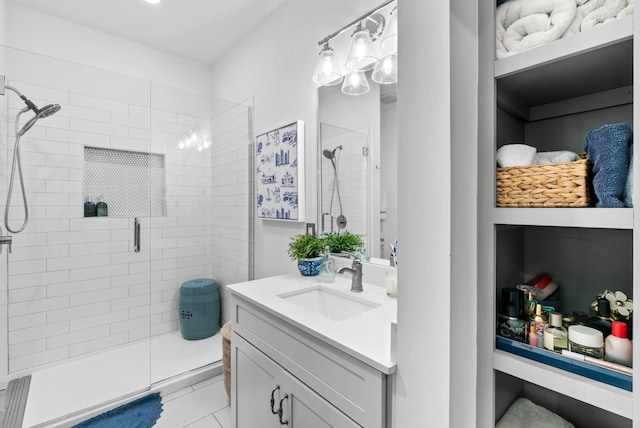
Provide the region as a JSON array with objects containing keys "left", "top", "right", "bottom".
[{"left": 134, "top": 217, "right": 141, "bottom": 253}]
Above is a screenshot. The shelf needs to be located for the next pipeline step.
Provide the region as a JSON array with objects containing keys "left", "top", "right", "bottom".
[
  {"left": 492, "top": 207, "right": 633, "bottom": 229},
  {"left": 495, "top": 17, "right": 633, "bottom": 109},
  {"left": 494, "top": 348, "right": 632, "bottom": 419}
]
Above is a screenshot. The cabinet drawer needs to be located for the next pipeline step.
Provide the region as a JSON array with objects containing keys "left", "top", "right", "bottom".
[{"left": 232, "top": 296, "right": 386, "bottom": 428}]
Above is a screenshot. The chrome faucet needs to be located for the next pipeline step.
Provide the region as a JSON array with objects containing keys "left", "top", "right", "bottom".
[{"left": 338, "top": 255, "right": 363, "bottom": 293}]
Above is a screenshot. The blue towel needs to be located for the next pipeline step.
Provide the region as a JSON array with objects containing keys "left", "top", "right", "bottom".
[
  {"left": 624, "top": 145, "right": 633, "bottom": 207},
  {"left": 584, "top": 123, "right": 633, "bottom": 208}
]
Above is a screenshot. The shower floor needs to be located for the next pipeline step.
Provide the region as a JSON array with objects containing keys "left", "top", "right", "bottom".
[{"left": 21, "top": 330, "right": 222, "bottom": 428}]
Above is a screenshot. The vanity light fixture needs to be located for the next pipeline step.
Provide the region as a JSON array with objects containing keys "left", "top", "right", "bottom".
[
  {"left": 345, "top": 22, "right": 378, "bottom": 72},
  {"left": 371, "top": 54, "right": 397, "bottom": 84},
  {"left": 380, "top": 6, "right": 398, "bottom": 54},
  {"left": 313, "top": 0, "right": 397, "bottom": 94},
  {"left": 341, "top": 71, "right": 371, "bottom": 96},
  {"left": 312, "top": 43, "right": 343, "bottom": 86}
]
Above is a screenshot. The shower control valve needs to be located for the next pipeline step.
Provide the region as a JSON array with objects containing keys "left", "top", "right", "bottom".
[{"left": 0, "top": 235, "right": 12, "bottom": 254}]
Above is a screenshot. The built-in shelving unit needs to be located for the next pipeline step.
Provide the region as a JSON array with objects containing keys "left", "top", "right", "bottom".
[{"left": 479, "top": 5, "right": 636, "bottom": 427}]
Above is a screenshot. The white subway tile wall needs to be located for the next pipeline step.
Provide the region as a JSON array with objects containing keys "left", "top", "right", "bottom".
[{"left": 4, "top": 69, "right": 251, "bottom": 373}]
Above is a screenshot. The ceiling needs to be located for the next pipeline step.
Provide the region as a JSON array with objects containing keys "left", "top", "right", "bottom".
[{"left": 8, "top": 0, "right": 285, "bottom": 65}]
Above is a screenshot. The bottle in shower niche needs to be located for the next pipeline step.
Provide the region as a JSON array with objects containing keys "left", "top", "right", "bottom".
[
  {"left": 544, "top": 312, "right": 568, "bottom": 353},
  {"left": 96, "top": 196, "right": 108, "bottom": 217},
  {"left": 84, "top": 197, "right": 96, "bottom": 217},
  {"left": 532, "top": 304, "right": 547, "bottom": 349}
]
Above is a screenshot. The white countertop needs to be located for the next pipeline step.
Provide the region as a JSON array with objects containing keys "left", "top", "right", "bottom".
[{"left": 228, "top": 273, "right": 398, "bottom": 374}]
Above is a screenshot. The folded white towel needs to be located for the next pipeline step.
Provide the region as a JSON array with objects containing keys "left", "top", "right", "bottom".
[
  {"left": 533, "top": 150, "right": 581, "bottom": 165},
  {"left": 496, "top": 0, "right": 577, "bottom": 58},
  {"left": 496, "top": 144, "right": 537, "bottom": 167},
  {"left": 582, "top": 0, "right": 631, "bottom": 30},
  {"left": 565, "top": 0, "right": 607, "bottom": 36},
  {"left": 497, "top": 397, "right": 575, "bottom": 428}
]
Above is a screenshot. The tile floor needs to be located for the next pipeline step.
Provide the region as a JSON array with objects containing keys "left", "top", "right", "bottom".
[{"left": 155, "top": 374, "right": 231, "bottom": 428}]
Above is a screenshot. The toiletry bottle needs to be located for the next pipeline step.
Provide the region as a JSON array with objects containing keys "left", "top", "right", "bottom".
[
  {"left": 386, "top": 271, "right": 397, "bottom": 298},
  {"left": 318, "top": 247, "right": 336, "bottom": 283},
  {"left": 528, "top": 325, "right": 537, "bottom": 347},
  {"left": 587, "top": 298, "right": 612, "bottom": 338},
  {"left": 573, "top": 311, "right": 588, "bottom": 326},
  {"left": 84, "top": 197, "right": 96, "bottom": 217},
  {"left": 544, "top": 312, "right": 568, "bottom": 353},
  {"left": 605, "top": 320, "right": 633, "bottom": 367},
  {"left": 532, "top": 304, "right": 547, "bottom": 349},
  {"left": 496, "top": 288, "right": 528, "bottom": 342},
  {"left": 96, "top": 196, "right": 108, "bottom": 217},
  {"left": 568, "top": 325, "right": 604, "bottom": 359}
]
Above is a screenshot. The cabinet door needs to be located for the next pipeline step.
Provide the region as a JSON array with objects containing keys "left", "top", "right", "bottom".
[
  {"left": 233, "top": 335, "right": 282, "bottom": 428},
  {"left": 280, "top": 370, "right": 360, "bottom": 428}
]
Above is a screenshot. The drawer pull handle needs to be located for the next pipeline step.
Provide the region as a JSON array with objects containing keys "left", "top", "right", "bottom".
[
  {"left": 278, "top": 394, "right": 289, "bottom": 425},
  {"left": 270, "top": 385, "right": 280, "bottom": 415}
]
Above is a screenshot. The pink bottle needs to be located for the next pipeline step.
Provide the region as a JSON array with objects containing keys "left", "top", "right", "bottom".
[{"left": 605, "top": 321, "right": 632, "bottom": 367}]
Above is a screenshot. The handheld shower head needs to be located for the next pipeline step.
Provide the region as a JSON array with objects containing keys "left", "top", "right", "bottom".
[
  {"left": 37, "top": 104, "right": 61, "bottom": 119},
  {"left": 322, "top": 145, "right": 343, "bottom": 160}
]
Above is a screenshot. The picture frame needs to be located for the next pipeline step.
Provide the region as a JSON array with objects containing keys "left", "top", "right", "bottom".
[{"left": 255, "top": 120, "right": 305, "bottom": 221}]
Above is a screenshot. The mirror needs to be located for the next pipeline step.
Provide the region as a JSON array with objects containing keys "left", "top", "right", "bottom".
[{"left": 318, "top": 83, "right": 397, "bottom": 260}]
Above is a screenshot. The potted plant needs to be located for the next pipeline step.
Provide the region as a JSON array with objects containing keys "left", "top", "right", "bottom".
[
  {"left": 323, "top": 231, "right": 364, "bottom": 256},
  {"left": 287, "top": 233, "right": 326, "bottom": 276}
]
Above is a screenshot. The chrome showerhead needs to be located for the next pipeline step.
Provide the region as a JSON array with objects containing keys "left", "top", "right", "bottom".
[
  {"left": 37, "top": 104, "right": 61, "bottom": 119},
  {"left": 322, "top": 145, "right": 343, "bottom": 160}
]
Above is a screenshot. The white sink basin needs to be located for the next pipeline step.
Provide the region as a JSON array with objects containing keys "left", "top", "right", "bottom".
[{"left": 279, "top": 285, "right": 380, "bottom": 321}]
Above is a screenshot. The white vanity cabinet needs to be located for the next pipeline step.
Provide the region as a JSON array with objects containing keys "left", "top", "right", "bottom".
[
  {"left": 228, "top": 276, "right": 394, "bottom": 428},
  {"left": 234, "top": 333, "right": 360, "bottom": 427},
  {"left": 477, "top": 3, "right": 636, "bottom": 427}
]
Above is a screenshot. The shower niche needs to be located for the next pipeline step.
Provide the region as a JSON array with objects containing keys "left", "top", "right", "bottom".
[{"left": 83, "top": 146, "right": 166, "bottom": 217}]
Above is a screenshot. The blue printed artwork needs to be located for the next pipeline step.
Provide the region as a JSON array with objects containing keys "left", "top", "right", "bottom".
[{"left": 256, "top": 121, "right": 305, "bottom": 221}]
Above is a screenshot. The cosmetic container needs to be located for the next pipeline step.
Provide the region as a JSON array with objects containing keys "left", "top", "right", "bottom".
[
  {"left": 496, "top": 288, "right": 527, "bottom": 342},
  {"left": 568, "top": 325, "right": 604, "bottom": 359},
  {"left": 605, "top": 320, "right": 632, "bottom": 367},
  {"left": 528, "top": 325, "right": 537, "bottom": 347},
  {"left": 532, "top": 303, "right": 547, "bottom": 349},
  {"left": 544, "top": 312, "right": 568, "bottom": 353},
  {"left": 587, "top": 298, "right": 612, "bottom": 338}
]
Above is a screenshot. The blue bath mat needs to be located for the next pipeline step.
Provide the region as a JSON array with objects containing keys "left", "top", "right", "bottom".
[{"left": 72, "top": 393, "right": 163, "bottom": 428}]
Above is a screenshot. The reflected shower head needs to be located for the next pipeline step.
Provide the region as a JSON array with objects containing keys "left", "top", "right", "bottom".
[{"left": 322, "top": 145, "right": 343, "bottom": 160}]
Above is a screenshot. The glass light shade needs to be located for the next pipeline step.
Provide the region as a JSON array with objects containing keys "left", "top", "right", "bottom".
[
  {"left": 371, "top": 54, "right": 398, "bottom": 84},
  {"left": 341, "top": 71, "right": 370, "bottom": 96},
  {"left": 380, "top": 7, "right": 398, "bottom": 54},
  {"left": 312, "top": 44, "right": 343, "bottom": 86},
  {"left": 345, "top": 27, "right": 378, "bottom": 71}
]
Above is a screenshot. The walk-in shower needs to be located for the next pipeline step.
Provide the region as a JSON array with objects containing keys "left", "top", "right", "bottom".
[
  {"left": 1, "top": 75, "right": 61, "bottom": 234},
  {"left": 323, "top": 144, "right": 347, "bottom": 230}
]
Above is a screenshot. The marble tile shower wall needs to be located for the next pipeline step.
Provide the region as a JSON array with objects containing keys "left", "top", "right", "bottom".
[{"left": 3, "top": 79, "right": 248, "bottom": 373}]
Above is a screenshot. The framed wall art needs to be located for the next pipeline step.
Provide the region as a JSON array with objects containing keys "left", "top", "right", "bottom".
[{"left": 255, "top": 120, "right": 305, "bottom": 221}]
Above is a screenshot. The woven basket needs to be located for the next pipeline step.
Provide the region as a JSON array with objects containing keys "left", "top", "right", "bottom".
[
  {"left": 222, "top": 321, "right": 232, "bottom": 398},
  {"left": 496, "top": 153, "right": 590, "bottom": 207}
]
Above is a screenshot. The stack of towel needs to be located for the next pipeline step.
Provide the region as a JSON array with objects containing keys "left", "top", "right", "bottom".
[
  {"left": 497, "top": 0, "right": 634, "bottom": 58},
  {"left": 496, "top": 144, "right": 580, "bottom": 167},
  {"left": 496, "top": 397, "right": 574, "bottom": 428},
  {"left": 584, "top": 123, "right": 633, "bottom": 207}
]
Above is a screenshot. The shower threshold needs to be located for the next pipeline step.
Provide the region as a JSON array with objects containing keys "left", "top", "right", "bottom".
[{"left": 17, "top": 330, "right": 222, "bottom": 428}]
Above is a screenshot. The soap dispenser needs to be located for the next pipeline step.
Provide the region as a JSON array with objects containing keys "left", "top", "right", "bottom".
[
  {"left": 318, "top": 247, "right": 335, "bottom": 283},
  {"left": 84, "top": 197, "right": 96, "bottom": 217},
  {"left": 96, "top": 196, "right": 108, "bottom": 217}
]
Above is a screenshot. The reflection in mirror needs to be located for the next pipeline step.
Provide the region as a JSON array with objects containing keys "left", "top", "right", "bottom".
[{"left": 318, "top": 83, "right": 397, "bottom": 260}]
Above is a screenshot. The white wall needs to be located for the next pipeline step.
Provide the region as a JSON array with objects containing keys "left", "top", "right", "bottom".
[
  {"left": 5, "top": 3, "right": 212, "bottom": 95},
  {"left": 209, "top": 0, "right": 383, "bottom": 278}
]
